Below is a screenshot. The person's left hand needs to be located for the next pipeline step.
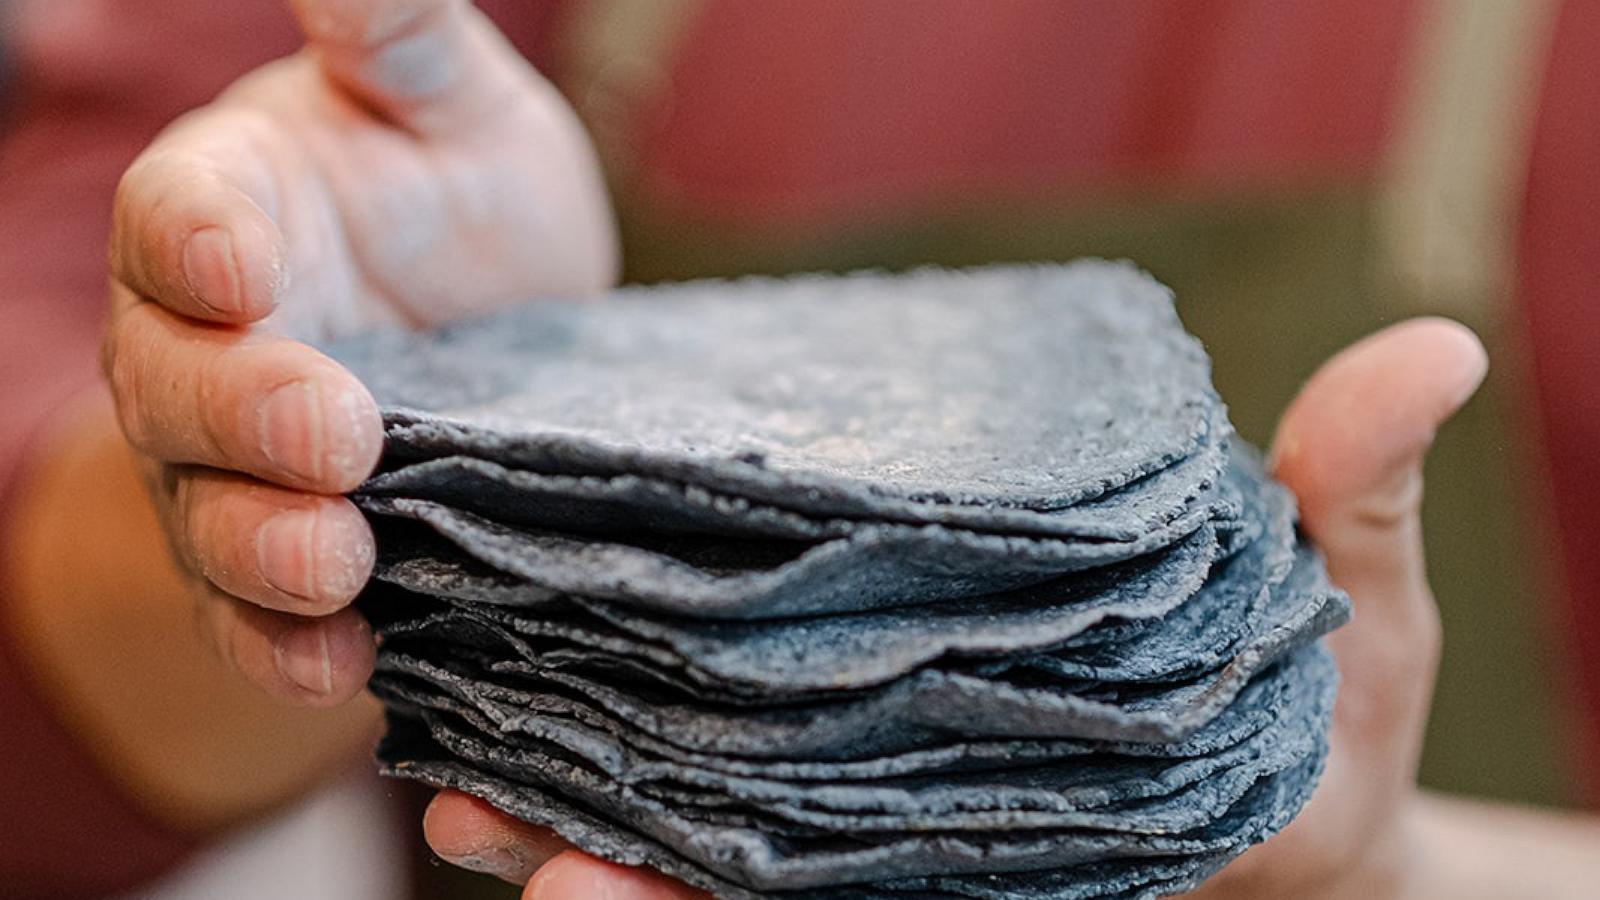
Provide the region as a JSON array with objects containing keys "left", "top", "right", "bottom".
[
  {"left": 104, "top": 0, "right": 615, "bottom": 710},
  {"left": 418, "top": 318, "right": 1487, "bottom": 899}
]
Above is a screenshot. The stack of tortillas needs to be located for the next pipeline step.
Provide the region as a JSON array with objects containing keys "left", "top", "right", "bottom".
[{"left": 330, "top": 262, "right": 1347, "bottom": 899}]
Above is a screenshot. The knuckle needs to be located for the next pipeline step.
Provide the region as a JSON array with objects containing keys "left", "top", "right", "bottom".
[
  {"left": 111, "top": 152, "right": 156, "bottom": 217},
  {"left": 192, "top": 348, "right": 233, "bottom": 462},
  {"left": 98, "top": 326, "right": 118, "bottom": 383},
  {"left": 111, "top": 153, "right": 171, "bottom": 256},
  {"left": 192, "top": 584, "right": 236, "bottom": 667},
  {"left": 111, "top": 145, "right": 216, "bottom": 293},
  {"left": 104, "top": 332, "right": 154, "bottom": 451},
  {"left": 152, "top": 462, "right": 184, "bottom": 508},
  {"left": 1346, "top": 470, "right": 1426, "bottom": 534},
  {"left": 152, "top": 468, "right": 204, "bottom": 578},
  {"left": 172, "top": 474, "right": 210, "bottom": 568}
]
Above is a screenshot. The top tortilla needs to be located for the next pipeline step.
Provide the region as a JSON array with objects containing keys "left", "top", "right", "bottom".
[{"left": 327, "top": 261, "right": 1222, "bottom": 528}]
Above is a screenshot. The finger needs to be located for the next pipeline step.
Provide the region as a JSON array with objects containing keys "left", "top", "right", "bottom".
[
  {"left": 103, "top": 282, "right": 382, "bottom": 493},
  {"left": 111, "top": 108, "right": 287, "bottom": 323},
  {"left": 523, "top": 850, "right": 711, "bottom": 900},
  {"left": 195, "top": 584, "right": 375, "bottom": 705},
  {"left": 424, "top": 790, "right": 569, "bottom": 884},
  {"left": 1269, "top": 317, "right": 1487, "bottom": 735},
  {"left": 1271, "top": 318, "right": 1487, "bottom": 627},
  {"left": 161, "top": 467, "right": 374, "bottom": 615},
  {"left": 288, "top": 0, "right": 547, "bottom": 134}
]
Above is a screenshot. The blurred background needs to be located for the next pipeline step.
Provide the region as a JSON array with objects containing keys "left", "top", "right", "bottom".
[
  {"left": 586, "top": 0, "right": 1584, "bottom": 817},
  {"left": 2, "top": 1, "right": 1595, "bottom": 898}
]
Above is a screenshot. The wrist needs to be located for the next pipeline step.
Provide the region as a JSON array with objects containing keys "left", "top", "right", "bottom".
[
  {"left": 1370, "top": 796, "right": 1428, "bottom": 900},
  {"left": 1305, "top": 808, "right": 1420, "bottom": 900},
  {"left": 1399, "top": 791, "right": 1600, "bottom": 900}
]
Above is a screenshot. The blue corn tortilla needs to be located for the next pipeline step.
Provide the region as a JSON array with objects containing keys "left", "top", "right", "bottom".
[
  {"left": 367, "top": 524, "right": 1222, "bottom": 694},
  {"left": 336, "top": 263, "right": 1349, "bottom": 898},
  {"left": 385, "top": 722, "right": 1320, "bottom": 890},
  {"left": 368, "top": 641, "right": 1307, "bottom": 783},
  {"left": 326, "top": 262, "right": 1222, "bottom": 521},
  {"left": 354, "top": 405, "right": 1227, "bottom": 542},
  {"left": 376, "top": 649, "right": 1332, "bottom": 894},
  {"left": 369, "top": 649, "right": 1333, "bottom": 831},
  {"left": 365, "top": 542, "right": 1344, "bottom": 753},
  {"left": 356, "top": 488, "right": 1235, "bottom": 620}
]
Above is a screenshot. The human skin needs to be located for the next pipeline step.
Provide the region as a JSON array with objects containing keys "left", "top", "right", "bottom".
[
  {"left": 13, "top": 0, "right": 615, "bottom": 835},
  {"left": 5, "top": 0, "right": 1597, "bottom": 895}
]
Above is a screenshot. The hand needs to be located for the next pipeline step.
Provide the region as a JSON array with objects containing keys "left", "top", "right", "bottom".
[
  {"left": 419, "top": 318, "right": 1488, "bottom": 899},
  {"left": 1186, "top": 317, "right": 1486, "bottom": 898},
  {"left": 104, "top": 0, "right": 615, "bottom": 706}
]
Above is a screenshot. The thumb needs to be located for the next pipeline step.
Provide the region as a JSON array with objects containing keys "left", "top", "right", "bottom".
[
  {"left": 288, "top": 0, "right": 543, "bottom": 134},
  {"left": 1269, "top": 317, "right": 1487, "bottom": 750}
]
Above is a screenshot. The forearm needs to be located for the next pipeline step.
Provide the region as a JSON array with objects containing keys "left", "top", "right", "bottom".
[
  {"left": 1, "top": 389, "right": 382, "bottom": 833},
  {"left": 1399, "top": 791, "right": 1600, "bottom": 899}
]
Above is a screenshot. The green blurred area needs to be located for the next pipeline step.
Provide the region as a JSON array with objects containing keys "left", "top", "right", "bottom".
[{"left": 418, "top": 188, "right": 1578, "bottom": 899}]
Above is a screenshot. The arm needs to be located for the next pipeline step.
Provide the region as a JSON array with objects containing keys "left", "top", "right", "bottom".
[
  {"left": 6, "top": 0, "right": 610, "bottom": 871},
  {"left": 0, "top": 3, "right": 373, "bottom": 883},
  {"left": 3, "top": 392, "right": 382, "bottom": 832},
  {"left": 1400, "top": 794, "right": 1600, "bottom": 900}
]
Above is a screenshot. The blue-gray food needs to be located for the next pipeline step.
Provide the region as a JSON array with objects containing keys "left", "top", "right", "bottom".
[{"left": 331, "top": 263, "right": 1350, "bottom": 899}]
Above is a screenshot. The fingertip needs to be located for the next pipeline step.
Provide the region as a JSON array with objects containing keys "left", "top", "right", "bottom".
[
  {"left": 254, "top": 496, "right": 375, "bottom": 611},
  {"left": 323, "top": 607, "right": 377, "bottom": 691},
  {"left": 202, "top": 589, "right": 374, "bottom": 706},
  {"left": 105, "top": 304, "right": 383, "bottom": 494},
  {"left": 523, "top": 852, "right": 610, "bottom": 900},
  {"left": 425, "top": 791, "right": 567, "bottom": 884},
  {"left": 421, "top": 790, "right": 470, "bottom": 851},
  {"left": 1405, "top": 316, "right": 1489, "bottom": 411},
  {"left": 423, "top": 791, "right": 507, "bottom": 858},
  {"left": 271, "top": 608, "right": 375, "bottom": 706},
  {"left": 254, "top": 363, "right": 384, "bottom": 493},
  {"left": 326, "top": 373, "right": 385, "bottom": 492},
  {"left": 226, "top": 204, "right": 291, "bottom": 321},
  {"left": 179, "top": 218, "right": 285, "bottom": 323},
  {"left": 523, "top": 852, "right": 594, "bottom": 900},
  {"left": 291, "top": 0, "right": 540, "bottom": 135},
  {"left": 321, "top": 497, "right": 377, "bottom": 598},
  {"left": 112, "top": 147, "right": 287, "bottom": 324},
  {"left": 525, "top": 851, "right": 708, "bottom": 900},
  {"left": 1270, "top": 317, "right": 1488, "bottom": 501},
  {"left": 174, "top": 470, "right": 374, "bottom": 614}
]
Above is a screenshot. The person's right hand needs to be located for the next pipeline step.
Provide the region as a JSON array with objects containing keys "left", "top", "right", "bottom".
[{"left": 104, "top": 0, "right": 617, "bottom": 707}]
